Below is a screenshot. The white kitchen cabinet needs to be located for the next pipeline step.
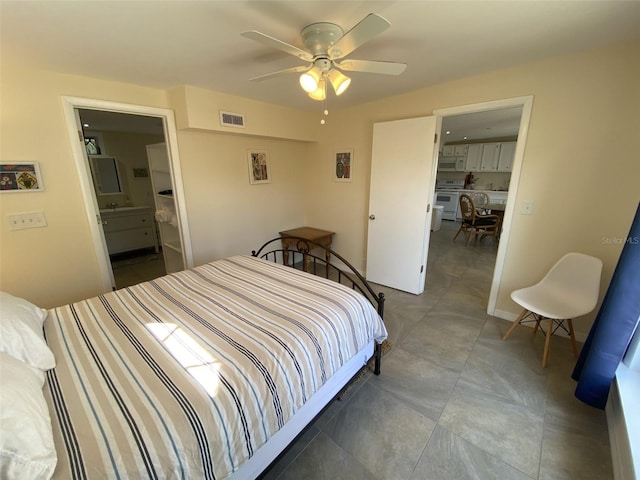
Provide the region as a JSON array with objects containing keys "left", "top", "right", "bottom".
[
  {"left": 441, "top": 144, "right": 468, "bottom": 158},
  {"left": 453, "top": 144, "right": 468, "bottom": 157},
  {"left": 480, "top": 143, "right": 501, "bottom": 171},
  {"left": 497, "top": 141, "right": 517, "bottom": 171},
  {"left": 465, "top": 144, "right": 483, "bottom": 171},
  {"left": 147, "top": 142, "right": 185, "bottom": 274},
  {"left": 101, "top": 207, "right": 158, "bottom": 255}
]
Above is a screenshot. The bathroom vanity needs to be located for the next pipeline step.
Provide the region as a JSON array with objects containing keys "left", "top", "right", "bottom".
[{"left": 100, "top": 206, "right": 159, "bottom": 255}]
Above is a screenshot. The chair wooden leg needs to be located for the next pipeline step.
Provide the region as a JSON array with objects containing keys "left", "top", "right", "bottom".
[
  {"left": 567, "top": 319, "right": 578, "bottom": 358},
  {"left": 466, "top": 229, "right": 476, "bottom": 246},
  {"left": 532, "top": 317, "right": 540, "bottom": 336},
  {"left": 453, "top": 227, "right": 463, "bottom": 242},
  {"left": 502, "top": 309, "right": 528, "bottom": 340},
  {"left": 542, "top": 318, "right": 554, "bottom": 368}
]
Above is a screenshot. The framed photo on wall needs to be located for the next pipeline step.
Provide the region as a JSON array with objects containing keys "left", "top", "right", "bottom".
[
  {"left": 248, "top": 150, "right": 271, "bottom": 184},
  {"left": 333, "top": 149, "right": 353, "bottom": 182},
  {"left": 0, "top": 162, "right": 44, "bottom": 192}
]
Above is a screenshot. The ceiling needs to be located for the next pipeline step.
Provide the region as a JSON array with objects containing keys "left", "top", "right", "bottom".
[
  {"left": 441, "top": 106, "right": 523, "bottom": 143},
  {"left": 2, "top": 1, "right": 640, "bottom": 115}
]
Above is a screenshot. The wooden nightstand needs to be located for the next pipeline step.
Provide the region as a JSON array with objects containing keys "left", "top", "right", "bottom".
[{"left": 279, "top": 227, "right": 335, "bottom": 272}]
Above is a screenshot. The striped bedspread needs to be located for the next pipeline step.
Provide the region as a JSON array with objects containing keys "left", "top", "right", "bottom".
[{"left": 43, "top": 255, "right": 387, "bottom": 480}]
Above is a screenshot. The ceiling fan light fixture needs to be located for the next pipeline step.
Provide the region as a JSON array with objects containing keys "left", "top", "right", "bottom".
[
  {"left": 328, "top": 69, "right": 351, "bottom": 96},
  {"left": 308, "top": 78, "right": 326, "bottom": 101},
  {"left": 299, "top": 67, "right": 321, "bottom": 93}
]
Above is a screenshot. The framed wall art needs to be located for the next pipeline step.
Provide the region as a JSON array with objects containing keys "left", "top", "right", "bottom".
[
  {"left": 0, "top": 162, "right": 44, "bottom": 192},
  {"left": 333, "top": 149, "right": 353, "bottom": 182},
  {"left": 132, "top": 167, "right": 149, "bottom": 179},
  {"left": 248, "top": 150, "right": 271, "bottom": 184}
]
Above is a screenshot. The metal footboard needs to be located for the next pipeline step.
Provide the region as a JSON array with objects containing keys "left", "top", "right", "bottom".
[{"left": 252, "top": 236, "right": 385, "bottom": 375}]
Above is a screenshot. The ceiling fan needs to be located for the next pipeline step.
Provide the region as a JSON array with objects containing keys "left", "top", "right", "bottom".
[{"left": 241, "top": 13, "right": 407, "bottom": 101}]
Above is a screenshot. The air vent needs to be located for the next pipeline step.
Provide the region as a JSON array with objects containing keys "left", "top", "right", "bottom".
[{"left": 219, "top": 111, "right": 245, "bottom": 128}]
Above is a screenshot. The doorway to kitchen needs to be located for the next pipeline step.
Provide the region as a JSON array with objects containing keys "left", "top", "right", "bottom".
[
  {"left": 63, "top": 97, "right": 193, "bottom": 292},
  {"left": 431, "top": 96, "right": 533, "bottom": 315}
]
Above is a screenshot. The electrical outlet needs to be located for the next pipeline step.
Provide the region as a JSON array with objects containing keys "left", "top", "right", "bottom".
[
  {"left": 7, "top": 211, "right": 48, "bottom": 230},
  {"left": 521, "top": 201, "right": 535, "bottom": 215}
]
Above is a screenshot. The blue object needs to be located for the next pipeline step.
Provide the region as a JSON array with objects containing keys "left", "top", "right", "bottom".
[{"left": 573, "top": 202, "right": 640, "bottom": 409}]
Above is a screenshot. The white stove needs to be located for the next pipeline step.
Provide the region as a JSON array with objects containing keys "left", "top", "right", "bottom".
[
  {"left": 436, "top": 179, "right": 465, "bottom": 190},
  {"left": 435, "top": 179, "right": 464, "bottom": 220}
]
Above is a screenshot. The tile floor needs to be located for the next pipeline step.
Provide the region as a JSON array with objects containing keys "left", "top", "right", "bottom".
[
  {"left": 262, "top": 220, "right": 613, "bottom": 480},
  {"left": 111, "top": 248, "right": 166, "bottom": 289},
  {"left": 113, "top": 222, "right": 613, "bottom": 479}
]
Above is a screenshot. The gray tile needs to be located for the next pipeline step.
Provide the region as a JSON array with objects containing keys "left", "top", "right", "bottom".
[
  {"left": 439, "top": 379, "right": 545, "bottom": 478},
  {"left": 324, "top": 382, "right": 436, "bottom": 480},
  {"left": 400, "top": 313, "right": 481, "bottom": 371},
  {"left": 260, "top": 425, "right": 320, "bottom": 480},
  {"left": 460, "top": 339, "right": 548, "bottom": 415},
  {"left": 411, "top": 425, "right": 533, "bottom": 480},
  {"left": 371, "top": 346, "right": 460, "bottom": 421},
  {"left": 275, "top": 431, "right": 374, "bottom": 480},
  {"left": 539, "top": 411, "right": 612, "bottom": 480}
]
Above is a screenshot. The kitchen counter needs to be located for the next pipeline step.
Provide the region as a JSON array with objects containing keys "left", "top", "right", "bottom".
[{"left": 461, "top": 190, "right": 508, "bottom": 203}]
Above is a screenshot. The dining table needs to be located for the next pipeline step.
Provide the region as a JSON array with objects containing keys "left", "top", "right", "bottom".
[{"left": 487, "top": 203, "right": 506, "bottom": 240}]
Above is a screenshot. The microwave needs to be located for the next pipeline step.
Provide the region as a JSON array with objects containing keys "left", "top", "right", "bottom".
[{"left": 438, "top": 157, "right": 466, "bottom": 171}]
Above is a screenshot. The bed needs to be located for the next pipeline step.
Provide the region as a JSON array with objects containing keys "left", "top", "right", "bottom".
[{"left": 0, "top": 238, "right": 387, "bottom": 480}]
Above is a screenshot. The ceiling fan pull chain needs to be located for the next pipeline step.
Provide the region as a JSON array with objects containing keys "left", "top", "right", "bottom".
[{"left": 321, "top": 96, "right": 328, "bottom": 125}]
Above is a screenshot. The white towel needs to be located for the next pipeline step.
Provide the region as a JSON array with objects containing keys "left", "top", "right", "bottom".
[{"left": 155, "top": 208, "right": 177, "bottom": 227}]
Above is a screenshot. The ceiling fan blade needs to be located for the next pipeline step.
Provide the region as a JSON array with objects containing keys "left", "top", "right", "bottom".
[
  {"left": 249, "top": 65, "right": 309, "bottom": 82},
  {"left": 327, "top": 13, "right": 390, "bottom": 60},
  {"left": 241, "top": 30, "right": 314, "bottom": 62},
  {"left": 336, "top": 59, "right": 407, "bottom": 75}
]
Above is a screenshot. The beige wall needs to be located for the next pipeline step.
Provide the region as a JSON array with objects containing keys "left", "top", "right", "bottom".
[
  {"left": 0, "top": 64, "right": 316, "bottom": 308},
  {"left": 175, "top": 129, "right": 310, "bottom": 266},
  {"left": 0, "top": 66, "right": 172, "bottom": 307},
  {"left": 305, "top": 40, "right": 640, "bottom": 337},
  {"left": 2, "top": 41, "right": 638, "bottom": 342}
]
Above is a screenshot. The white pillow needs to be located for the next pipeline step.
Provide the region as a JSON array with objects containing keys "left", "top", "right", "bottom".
[
  {"left": 0, "top": 291, "right": 55, "bottom": 370},
  {"left": 0, "top": 352, "right": 57, "bottom": 479}
]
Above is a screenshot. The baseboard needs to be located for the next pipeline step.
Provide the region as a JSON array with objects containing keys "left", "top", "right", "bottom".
[
  {"left": 491, "top": 308, "right": 587, "bottom": 343},
  {"left": 606, "top": 367, "right": 638, "bottom": 480}
]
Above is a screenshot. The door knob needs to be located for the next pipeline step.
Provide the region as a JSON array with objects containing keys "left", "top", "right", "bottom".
[{"left": 369, "top": 215, "right": 375, "bottom": 220}]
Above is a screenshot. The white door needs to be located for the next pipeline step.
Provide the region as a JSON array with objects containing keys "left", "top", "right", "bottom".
[
  {"left": 74, "top": 109, "right": 116, "bottom": 290},
  {"left": 366, "top": 116, "right": 438, "bottom": 294}
]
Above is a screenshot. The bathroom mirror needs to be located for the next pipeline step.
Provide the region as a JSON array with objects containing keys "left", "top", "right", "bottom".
[{"left": 89, "top": 155, "right": 124, "bottom": 195}]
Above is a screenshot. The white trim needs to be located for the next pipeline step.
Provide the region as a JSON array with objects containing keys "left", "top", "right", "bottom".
[
  {"left": 607, "top": 364, "right": 639, "bottom": 480},
  {"left": 433, "top": 95, "right": 534, "bottom": 317},
  {"left": 62, "top": 97, "right": 194, "bottom": 292}
]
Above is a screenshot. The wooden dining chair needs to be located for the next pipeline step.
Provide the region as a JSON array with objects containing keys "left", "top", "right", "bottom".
[
  {"left": 471, "top": 191, "right": 490, "bottom": 215},
  {"left": 453, "top": 194, "right": 500, "bottom": 246}
]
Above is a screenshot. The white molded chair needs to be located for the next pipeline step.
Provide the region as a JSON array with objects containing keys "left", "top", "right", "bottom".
[{"left": 502, "top": 252, "right": 603, "bottom": 367}]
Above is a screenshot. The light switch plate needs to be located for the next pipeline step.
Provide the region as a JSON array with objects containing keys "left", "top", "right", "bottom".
[{"left": 7, "top": 211, "right": 47, "bottom": 230}]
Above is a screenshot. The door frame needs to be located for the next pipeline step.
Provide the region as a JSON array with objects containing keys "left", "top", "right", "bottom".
[
  {"left": 433, "top": 95, "right": 534, "bottom": 315},
  {"left": 62, "top": 96, "right": 193, "bottom": 291}
]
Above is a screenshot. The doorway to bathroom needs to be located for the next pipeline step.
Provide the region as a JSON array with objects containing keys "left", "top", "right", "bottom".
[
  {"left": 79, "top": 109, "right": 167, "bottom": 288},
  {"left": 63, "top": 97, "right": 193, "bottom": 292}
]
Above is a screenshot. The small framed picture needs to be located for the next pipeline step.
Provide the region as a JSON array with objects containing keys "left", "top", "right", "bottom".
[
  {"left": 334, "top": 149, "right": 353, "bottom": 182},
  {"left": 0, "top": 162, "right": 44, "bottom": 192},
  {"left": 132, "top": 167, "right": 149, "bottom": 178},
  {"left": 248, "top": 150, "right": 271, "bottom": 184}
]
